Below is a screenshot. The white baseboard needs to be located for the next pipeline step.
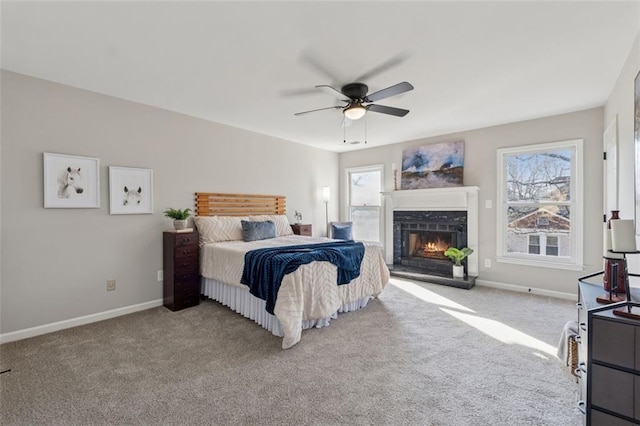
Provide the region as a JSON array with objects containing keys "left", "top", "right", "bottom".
[
  {"left": 475, "top": 279, "right": 576, "bottom": 301},
  {"left": 0, "top": 299, "right": 163, "bottom": 344}
]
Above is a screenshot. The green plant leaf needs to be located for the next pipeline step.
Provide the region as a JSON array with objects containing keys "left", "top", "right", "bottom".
[{"left": 163, "top": 207, "right": 192, "bottom": 220}]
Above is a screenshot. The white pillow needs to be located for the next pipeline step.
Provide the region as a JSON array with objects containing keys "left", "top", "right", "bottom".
[
  {"left": 249, "top": 215, "right": 294, "bottom": 237},
  {"left": 193, "top": 216, "right": 247, "bottom": 244}
]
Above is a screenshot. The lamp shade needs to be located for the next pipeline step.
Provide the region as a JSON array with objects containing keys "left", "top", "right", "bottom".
[{"left": 322, "top": 186, "right": 330, "bottom": 203}]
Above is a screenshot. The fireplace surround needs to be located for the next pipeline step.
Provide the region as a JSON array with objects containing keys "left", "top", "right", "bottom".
[
  {"left": 393, "top": 210, "right": 468, "bottom": 276},
  {"left": 382, "top": 187, "right": 479, "bottom": 284}
]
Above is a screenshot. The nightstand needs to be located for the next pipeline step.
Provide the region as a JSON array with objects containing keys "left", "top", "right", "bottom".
[
  {"left": 163, "top": 230, "right": 200, "bottom": 311},
  {"left": 291, "top": 223, "right": 312, "bottom": 236}
]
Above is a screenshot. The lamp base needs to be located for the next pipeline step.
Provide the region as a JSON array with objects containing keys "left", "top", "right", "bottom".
[{"left": 596, "top": 293, "right": 626, "bottom": 304}]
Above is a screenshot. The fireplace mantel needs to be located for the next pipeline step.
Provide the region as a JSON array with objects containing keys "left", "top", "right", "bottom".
[{"left": 382, "top": 186, "right": 479, "bottom": 276}]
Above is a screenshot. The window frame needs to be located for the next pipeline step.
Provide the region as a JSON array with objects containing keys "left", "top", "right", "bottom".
[
  {"left": 496, "top": 139, "right": 584, "bottom": 270},
  {"left": 344, "top": 164, "right": 384, "bottom": 243}
]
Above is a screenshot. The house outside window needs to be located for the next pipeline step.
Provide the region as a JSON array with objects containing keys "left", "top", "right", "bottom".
[
  {"left": 345, "top": 165, "right": 383, "bottom": 242},
  {"left": 496, "top": 139, "right": 583, "bottom": 270}
]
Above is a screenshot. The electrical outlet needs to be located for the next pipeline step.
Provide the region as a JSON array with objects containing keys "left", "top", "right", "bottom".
[
  {"left": 107, "top": 280, "right": 116, "bottom": 291},
  {"left": 484, "top": 259, "right": 492, "bottom": 268},
  {"left": 157, "top": 270, "right": 164, "bottom": 282}
]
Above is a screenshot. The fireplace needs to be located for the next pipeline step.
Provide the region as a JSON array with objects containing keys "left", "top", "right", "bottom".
[
  {"left": 393, "top": 211, "right": 467, "bottom": 276},
  {"left": 382, "top": 187, "right": 479, "bottom": 287}
]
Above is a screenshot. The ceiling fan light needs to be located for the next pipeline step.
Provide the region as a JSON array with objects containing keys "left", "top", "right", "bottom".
[{"left": 344, "top": 105, "right": 367, "bottom": 120}]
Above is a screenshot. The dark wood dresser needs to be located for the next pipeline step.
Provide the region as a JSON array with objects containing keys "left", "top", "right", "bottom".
[
  {"left": 291, "top": 223, "right": 312, "bottom": 236},
  {"left": 163, "top": 230, "right": 200, "bottom": 311},
  {"left": 577, "top": 276, "right": 640, "bottom": 425}
]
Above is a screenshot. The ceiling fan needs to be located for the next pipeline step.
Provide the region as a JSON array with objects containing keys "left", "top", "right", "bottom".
[{"left": 294, "top": 81, "right": 414, "bottom": 121}]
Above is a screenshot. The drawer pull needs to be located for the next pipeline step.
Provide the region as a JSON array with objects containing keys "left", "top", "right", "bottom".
[
  {"left": 181, "top": 237, "right": 192, "bottom": 243},
  {"left": 576, "top": 302, "right": 583, "bottom": 310},
  {"left": 576, "top": 400, "right": 586, "bottom": 415},
  {"left": 575, "top": 335, "right": 581, "bottom": 344},
  {"left": 579, "top": 322, "right": 587, "bottom": 331},
  {"left": 182, "top": 249, "right": 192, "bottom": 255},
  {"left": 574, "top": 362, "right": 587, "bottom": 378}
]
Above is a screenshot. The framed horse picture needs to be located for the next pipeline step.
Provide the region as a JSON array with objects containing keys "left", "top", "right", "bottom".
[
  {"left": 43, "top": 152, "right": 100, "bottom": 208},
  {"left": 108, "top": 166, "right": 153, "bottom": 215}
]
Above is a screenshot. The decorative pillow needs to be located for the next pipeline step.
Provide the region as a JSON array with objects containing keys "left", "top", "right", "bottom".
[
  {"left": 249, "top": 215, "right": 294, "bottom": 237},
  {"left": 241, "top": 220, "right": 277, "bottom": 242},
  {"left": 331, "top": 223, "right": 353, "bottom": 240},
  {"left": 193, "top": 216, "right": 246, "bottom": 244}
]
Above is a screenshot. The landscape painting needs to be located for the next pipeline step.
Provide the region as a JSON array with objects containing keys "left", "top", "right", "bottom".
[{"left": 401, "top": 141, "right": 464, "bottom": 189}]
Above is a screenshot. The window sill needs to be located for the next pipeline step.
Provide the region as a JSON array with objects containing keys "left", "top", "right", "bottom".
[{"left": 495, "top": 256, "right": 585, "bottom": 271}]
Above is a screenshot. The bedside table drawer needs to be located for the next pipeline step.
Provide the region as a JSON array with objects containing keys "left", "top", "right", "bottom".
[
  {"left": 175, "top": 234, "right": 198, "bottom": 247},
  {"left": 174, "top": 246, "right": 198, "bottom": 259},
  {"left": 171, "top": 295, "right": 199, "bottom": 311},
  {"left": 173, "top": 256, "right": 199, "bottom": 272},
  {"left": 174, "top": 275, "right": 199, "bottom": 296}
]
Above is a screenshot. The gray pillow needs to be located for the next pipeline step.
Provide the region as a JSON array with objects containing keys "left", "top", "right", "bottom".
[{"left": 241, "top": 220, "right": 277, "bottom": 242}]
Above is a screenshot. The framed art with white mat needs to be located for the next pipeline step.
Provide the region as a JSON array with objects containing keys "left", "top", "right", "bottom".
[
  {"left": 43, "top": 152, "right": 100, "bottom": 208},
  {"left": 108, "top": 166, "right": 153, "bottom": 215}
]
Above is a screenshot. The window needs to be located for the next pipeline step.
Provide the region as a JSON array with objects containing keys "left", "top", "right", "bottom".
[
  {"left": 346, "top": 165, "right": 382, "bottom": 242},
  {"left": 528, "top": 234, "right": 559, "bottom": 256},
  {"left": 496, "top": 139, "right": 583, "bottom": 270},
  {"left": 528, "top": 235, "right": 540, "bottom": 254},
  {"left": 546, "top": 236, "right": 559, "bottom": 256}
]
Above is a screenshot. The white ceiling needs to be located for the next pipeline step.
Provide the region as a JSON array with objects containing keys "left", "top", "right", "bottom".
[{"left": 2, "top": 1, "right": 639, "bottom": 152}]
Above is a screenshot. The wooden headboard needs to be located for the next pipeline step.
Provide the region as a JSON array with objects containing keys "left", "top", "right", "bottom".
[{"left": 195, "top": 193, "right": 286, "bottom": 217}]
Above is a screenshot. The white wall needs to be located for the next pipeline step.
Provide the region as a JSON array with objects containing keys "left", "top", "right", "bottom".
[
  {"left": 340, "top": 108, "right": 605, "bottom": 297},
  {"left": 0, "top": 71, "right": 339, "bottom": 335},
  {"left": 604, "top": 30, "right": 640, "bottom": 273}
]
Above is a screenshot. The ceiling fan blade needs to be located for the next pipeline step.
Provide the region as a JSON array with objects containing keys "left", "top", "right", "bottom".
[
  {"left": 364, "top": 82, "right": 414, "bottom": 103},
  {"left": 354, "top": 53, "right": 410, "bottom": 82},
  {"left": 294, "top": 105, "right": 343, "bottom": 116},
  {"left": 316, "top": 85, "right": 350, "bottom": 101},
  {"left": 367, "top": 104, "right": 410, "bottom": 117}
]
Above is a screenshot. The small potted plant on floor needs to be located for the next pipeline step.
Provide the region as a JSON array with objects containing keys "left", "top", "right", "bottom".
[
  {"left": 164, "top": 208, "right": 192, "bottom": 230},
  {"left": 444, "top": 247, "right": 473, "bottom": 279}
]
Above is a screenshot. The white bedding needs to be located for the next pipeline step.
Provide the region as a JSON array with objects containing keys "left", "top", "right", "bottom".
[{"left": 200, "top": 235, "right": 390, "bottom": 348}]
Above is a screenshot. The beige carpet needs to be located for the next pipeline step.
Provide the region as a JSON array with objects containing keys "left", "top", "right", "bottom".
[{"left": 0, "top": 278, "right": 581, "bottom": 425}]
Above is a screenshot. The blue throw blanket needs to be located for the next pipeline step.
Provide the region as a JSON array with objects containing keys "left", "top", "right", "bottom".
[{"left": 240, "top": 240, "right": 365, "bottom": 314}]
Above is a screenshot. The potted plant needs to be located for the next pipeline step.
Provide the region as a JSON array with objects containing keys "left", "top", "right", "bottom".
[
  {"left": 164, "top": 208, "right": 192, "bottom": 230},
  {"left": 444, "top": 247, "right": 473, "bottom": 279}
]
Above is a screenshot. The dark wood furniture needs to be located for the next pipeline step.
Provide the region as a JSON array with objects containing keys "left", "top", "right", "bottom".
[
  {"left": 291, "top": 223, "right": 312, "bottom": 236},
  {"left": 163, "top": 230, "right": 200, "bottom": 311},
  {"left": 577, "top": 276, "right": 640, "bottom": 425}
]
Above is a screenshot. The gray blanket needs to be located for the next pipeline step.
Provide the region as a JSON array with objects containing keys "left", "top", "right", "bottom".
[{"left": 557, "top": 320, "right": 579, "bottom": 366}]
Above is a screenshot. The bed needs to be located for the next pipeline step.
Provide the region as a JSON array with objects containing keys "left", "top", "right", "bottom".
[{"left": 193, "top": 192, "right": 390, "bottom": 349}]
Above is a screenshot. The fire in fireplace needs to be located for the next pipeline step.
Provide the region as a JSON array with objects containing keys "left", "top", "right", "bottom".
[{"left": 408, "top": 231, "right": 452, "bottom": 260}]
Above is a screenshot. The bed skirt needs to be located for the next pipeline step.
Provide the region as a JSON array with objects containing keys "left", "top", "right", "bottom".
[{"left": 201, "top": 277, "right": 372, "bottom": 338}]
